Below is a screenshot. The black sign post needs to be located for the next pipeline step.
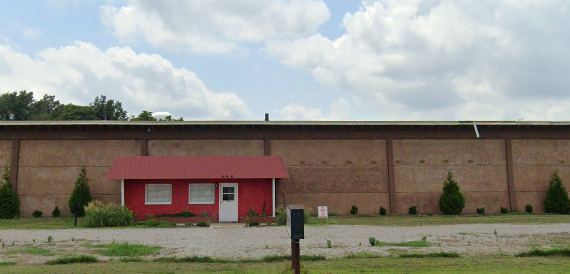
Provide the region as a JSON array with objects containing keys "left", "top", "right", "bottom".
[{"left": 286, "top": 205, "right": 304, "bottom": 274}]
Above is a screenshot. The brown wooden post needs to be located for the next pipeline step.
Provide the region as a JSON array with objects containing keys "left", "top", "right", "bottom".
[
  {"left": 141, "top": 138, "right": 148, "bottom": 156},
  {"left": 291, "top": 240, "right": 300, "bottom": 274},
  {"left": 505, "top": 138, "right": 517, "bottom": 211},
  {"left": 386, "top": 138, "right": 396, "bottom": 214},
  {"left": 10, "top": 138, "right": 20, "bottom": 191}
]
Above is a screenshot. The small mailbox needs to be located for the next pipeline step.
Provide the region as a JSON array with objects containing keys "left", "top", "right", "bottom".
[{"left": 286, "top": 205, "right": 304, "bottom": 240}]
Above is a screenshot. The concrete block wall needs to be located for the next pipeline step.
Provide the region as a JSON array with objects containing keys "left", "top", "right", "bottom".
[
  {"left": 393, "top": 139, "right": 509, "bottom": 215},
  {"left": 17, "top": 140, "right": 140, "bottom": 216},
  {"left": 9, "top": 135, "right": 570, "bottom": 217},
  {"left": 0, "top": 140, "right": 12, "bottom": 177},
  {"left": 512, "top": 140, "right": 570, "bottom": 213},
  {"left": 272, "top": 139, "right": 388, "bottom": 215},
  {"left": 148, "top": 140, "right": 264, "bottom": 156}
]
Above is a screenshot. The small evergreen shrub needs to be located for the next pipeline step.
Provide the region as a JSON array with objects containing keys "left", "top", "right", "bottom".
[
  {"left": 476, "top": 207, "right": 486, "bottom": 215},
  {"left": 409, "top": 206, "right": 417, "bottom": 215},
  {"left": 525, "top": 204, "right": 533, "bottom": 214},
  {"left": 275, "top": 208, "right": 286, "bottom": 225},
  {"left": 247, "top": 221, "right": 260, "bottom": 227},
  {"left": 500, "top": 207, "right": 509, "bottom": 214},
  {"left": 84, "top": 201, "right": 134, "bottom": 227},
  {"left": 0, "top": 166, "right": 20, "bottom": 219},
  {"left": 350, "top": 205, "right": 358, "bottom": 215},
  {"left": 68, "top": 168, "right": 93, "bottom": 217},
  {"left": 379, "top": 207, "right": 387, "bottom": 216},
  {"left": 52, "top": 206, "right": 61, "bottom": 217},
  {"left": 196, "top": 221, "right": 211, "bottom": 227},
  {"left": 327, "top": 240, "right": 332, "bottom": 248},
  {"left": 369, "top": 237, "right": 376, "bottom": 246},
  {"left": 544, "top": 170, "right": 570, "bottom": 214},
  {"left": 439, "top": 172, "right": 465, "bottom": 215},
  {"left": 32, "top": 210, "right": 43, "bottom": 218}
]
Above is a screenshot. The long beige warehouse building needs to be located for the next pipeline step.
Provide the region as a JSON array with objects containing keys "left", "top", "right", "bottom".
[{"left": 1, "top": 120, "right": 569, "bottom": 217}]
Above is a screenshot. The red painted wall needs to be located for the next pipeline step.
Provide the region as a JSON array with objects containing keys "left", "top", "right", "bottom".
[{"left": 124, "top": 179, "right": 274, "bottom": 219}]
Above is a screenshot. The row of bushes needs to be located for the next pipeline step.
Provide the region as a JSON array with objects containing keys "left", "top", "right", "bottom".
[
  {"left": 1, "top": 166, "right": 94, "bottom": 219},
  {"left": 349, "top": 170, "right": 570, "bottom": 216}
]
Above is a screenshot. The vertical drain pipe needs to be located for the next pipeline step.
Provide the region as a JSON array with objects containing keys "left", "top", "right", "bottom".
[{"left": 473, "top": 123, "right": 480, "bottom": 138}]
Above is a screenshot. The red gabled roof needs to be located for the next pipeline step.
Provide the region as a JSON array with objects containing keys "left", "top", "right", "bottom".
[{"left": 106, "top": 156, "right": 289, "bottom": 180}]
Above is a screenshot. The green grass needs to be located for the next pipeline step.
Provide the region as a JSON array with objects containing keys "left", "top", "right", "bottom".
[
  {"left": 0, "top": 262, "right": 16, "bottom": 266},
  {"left": 374, "top": 240, "right": 432, "bottom": 247},
  {"left": 95, "top": 242, "right": 162, "bottom": 257},
  {"left": 0, "top": 217, "right": 85, "bottom": 230},
  {"left": 308, "top": 214, "right": 570, "bottom": 226},
  {"left": 516, "top": 248, "right": 570, "bottom": 257},
  {"left": 3, "top": 256, "right": 570, "bottom": 273},
  {"left": 399, "top": 252, "right": 461, "bottom": 258},
  {"left": 7, "top": 246, "right": 55, "bottom": 256},
  {"left": 45, "top": 255, "right": 98, "bottom": 265},
  {"left": 2, "top": 214, "right": 570, "bottom": 230},
  {"left": 151, "top": 254, "right": 325, "bottom": 264}
]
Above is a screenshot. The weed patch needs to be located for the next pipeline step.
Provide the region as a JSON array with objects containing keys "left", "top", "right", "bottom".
[
  {"left": 399, "top": 252, "right": 460, "bottom": 258},
  {"left": 516, "top": 248, "right": 570, "bottom": 257},
  {"left": 153, "top": 256, "right": 223, "bottom": 263},
  {"left": 261, "top": 254, "right": 326, "bottom": 262},
  {"left": 117, "top": 257, "right": 146, "bottom": 263},
  {"left": 45, "top": 255, "right": 97, "bottom": 265},
  {"left": 373, "top": 238, "right": 432, "bottom": 248},
  {"left": 7, "top": 247, "right": 55, "bottom": 256},
  {"left": 96, "top": 242, "right": 161, "bottom": 257},
  {"left": 0, "top": 261, "right": 16, "bottom": 266}
]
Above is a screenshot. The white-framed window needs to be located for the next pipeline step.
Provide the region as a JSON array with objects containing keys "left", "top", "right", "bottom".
[
  {"left": 189, "top": 184, "right": 215, "bottom": 204},
  {"left": 145, "top": 184, "right": 172, "bottom": 205}
]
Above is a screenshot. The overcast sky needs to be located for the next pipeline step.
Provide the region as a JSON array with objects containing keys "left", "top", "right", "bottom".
[{"left": 1, "top": 0, "right": 569, "bottom": 121}]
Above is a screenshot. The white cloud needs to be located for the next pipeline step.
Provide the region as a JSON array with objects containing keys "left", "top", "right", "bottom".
[
  {"left": 99, "top": 0, "right": 330, "bottom": 54},
  {"left": 278, "top": 98, "right": 351, "bottom": 120},
  {"left": 0, "top": 41, "right": 251, "bottom": 119},
  {"left": 266, "top": 0, "right": 570, "bottom": 120},
  {"left": 22, "top": 27, "right": 42, "bottom": 39}
]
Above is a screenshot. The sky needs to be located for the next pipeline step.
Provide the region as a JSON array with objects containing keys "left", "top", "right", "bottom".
[{"left": 0, "top": 0, "right": 569, "bottom": 121}]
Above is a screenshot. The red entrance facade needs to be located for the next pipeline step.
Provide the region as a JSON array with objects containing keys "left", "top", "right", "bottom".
[{"left": 107, "top": 156, "right": 289, "bottom": 221}]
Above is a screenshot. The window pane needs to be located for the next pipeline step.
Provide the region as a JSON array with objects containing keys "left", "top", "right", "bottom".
[
  {"left": 189, "top": 184, "right": 215, "bottom": 204},
  {"left": 224, "top": 187, "right": 234, "bottom": 194},
  {"left": 146, "top": 185, "right": 154, "bottom": 203}
]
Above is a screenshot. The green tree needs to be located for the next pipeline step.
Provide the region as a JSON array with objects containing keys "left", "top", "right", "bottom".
[
  {"left": 52, "top": 104, "right": 98, "bottom": 120},
  {"left": 0, "top": 166, "right": 20, "bottom": 219},
  {"left": 90, "top": 95, "right": 128, "bottom": 120},
  {"left": 130, "top": 110, "right": 157, "bottom": 121},
  {"left": 544, "top": 170, "right": 570, "bottom": 214},
  {"left": 439, "top": 171, "right": 465, "bottom": 215},
  {"left": 160, "top": 115, "right": 184, "bottom": 121},
  {"left": 30, "top": 94, "right": 61, "bottom": 120},
  {"left": 68, "top": 168, "right": 93, "bottom": 217},
  {"left": 0, "top": 90, "right": 35, "bottom": 120}
]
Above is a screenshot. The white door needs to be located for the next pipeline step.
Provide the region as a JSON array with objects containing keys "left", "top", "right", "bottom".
[{"left": 219, "top": 183, "right": 238, "bottom": 222}]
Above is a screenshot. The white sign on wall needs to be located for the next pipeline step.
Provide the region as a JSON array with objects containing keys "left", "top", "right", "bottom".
[{"left": 318, "top": 206, "right": 328, "bottom": 219}]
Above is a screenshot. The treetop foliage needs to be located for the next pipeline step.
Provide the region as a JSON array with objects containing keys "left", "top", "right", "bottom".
[{"left": 0, "top": 90, "right": 182, "bottom": 121}]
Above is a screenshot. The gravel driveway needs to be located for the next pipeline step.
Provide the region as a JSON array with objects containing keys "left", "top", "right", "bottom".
[{"left": 2, "top": 223, "right": 570, "bottom": 263}]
